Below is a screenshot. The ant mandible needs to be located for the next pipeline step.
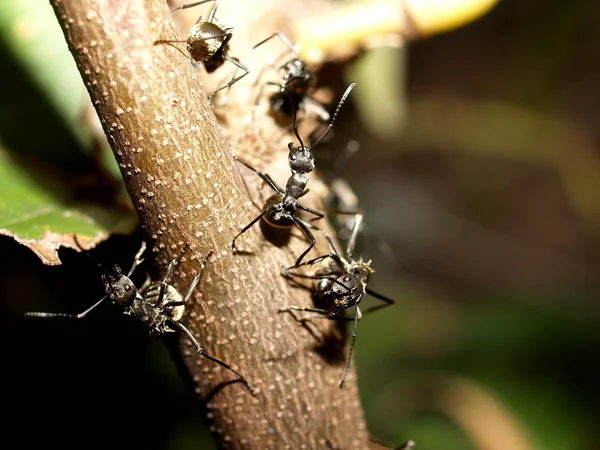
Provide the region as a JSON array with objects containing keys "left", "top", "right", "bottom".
[
  {"left": 279, "top": 213, "right": 395, "bottom": 388},
  {"left": 252, "top": 32, "right": 328, "bottom": 121},
  {"left": 155, "top": 0, "right": 249, "bottom": 102},
  {"left": 26, "top": 239, "right": 255, "bottom": 395},
  {"left": 231, "top": 83, "right": 356, "bottom": 267}
]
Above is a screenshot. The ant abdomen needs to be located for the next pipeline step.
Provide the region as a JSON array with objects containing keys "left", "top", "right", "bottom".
[
  {"left": 262, "top": 196, "right": 295, "bottom": 228},
  {"left": 187, "top": 22, "right": 228, "bottom": 70}
]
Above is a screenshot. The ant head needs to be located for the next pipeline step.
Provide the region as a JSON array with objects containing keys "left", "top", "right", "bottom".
[
  {"left": 281, "top": 59, "right": 311, "bottom": 87},
  {"left": 350, "top": 263, "right": 373, "bottom": 284},
  {"left": 102, "top": 265, "right": 137, "bottom": 306},
  {"left": 330, "top": 295, "right": 354, "bottom": 316},
  {"left": 287, "top": 142, "right": 315, "bottom": 173}
]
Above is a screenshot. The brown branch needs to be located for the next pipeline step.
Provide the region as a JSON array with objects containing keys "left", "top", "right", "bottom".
[{"left": 50, "top": 0, "right": 368, "bottom": 448}]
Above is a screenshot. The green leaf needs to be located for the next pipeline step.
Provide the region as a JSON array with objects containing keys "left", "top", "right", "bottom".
[
  {"left": 0, "top": 0, "right": 121, "bottom": 183},
  {"left": 0, "top": 149, "right": 137, "bottom": 265}
]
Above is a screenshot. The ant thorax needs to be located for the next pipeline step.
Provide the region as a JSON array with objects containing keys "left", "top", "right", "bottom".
[
  {"left": 284, "top": 172, "right": 309, "bottom": 201},
  {"left": 125, "top": 297, "right": 172, "bottom": 335}
]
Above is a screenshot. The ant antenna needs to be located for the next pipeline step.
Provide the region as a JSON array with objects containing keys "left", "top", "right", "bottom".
[
  {"left": 287, "top": 82, "right": 355, "bottom": 151},
  {"left": 340, "top": 305, "right": 360, "bottom": 388},
  {"left": 310, "top": 83, "right": 356, "bottom": 149},
  {"left": 171, "top": 0, "right": 219, "bottom": 22},
  {"left": 285, "top": 86, "right": 304, "bottom": 148}
]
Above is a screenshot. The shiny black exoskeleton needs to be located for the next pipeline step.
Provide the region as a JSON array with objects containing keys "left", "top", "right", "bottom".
[
  {"left": 253, "top": 32, "right": 329, "bottom": 121},
  {"left": 280, "top": 214, "right": 395, "bottom": 388},
  {"left": 26, "top": 241, "right": 254, "bottom": 394},
  {"left": 232, "top": 83, "right": 356, "bottom": 267},
  {"left": 154, "top": 0, "right": 249, "bottom": 102}
]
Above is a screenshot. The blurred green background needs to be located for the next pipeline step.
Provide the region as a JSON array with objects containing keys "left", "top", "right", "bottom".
[{"left": 1, "top": 0, "right": 599, "bottom": 449}]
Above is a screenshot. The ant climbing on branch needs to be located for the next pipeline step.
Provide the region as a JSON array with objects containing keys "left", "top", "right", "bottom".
[
  {"left": 25, "top": 239, "right": 255, "bottom": 395},
  {"left": 231, "top": 83, "right": 356, "bottom": 267},
  {"left": 279, "top": 213, "right": 395, "bottom": 388},
  {"left": 154, "top": 0, "right": 249, "bottom": 102},
  {"left": 252, "top": 32, "right": 328, "bottom": 122}
]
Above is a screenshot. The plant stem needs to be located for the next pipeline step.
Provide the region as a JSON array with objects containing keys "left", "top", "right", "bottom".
[{"left": 50, "top": 0, "right": 369, "bottom": 447}]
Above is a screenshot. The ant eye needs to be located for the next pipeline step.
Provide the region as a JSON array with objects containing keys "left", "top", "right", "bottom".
[{"left": 125, "top": 284, "right": 131, "bottom": 291}]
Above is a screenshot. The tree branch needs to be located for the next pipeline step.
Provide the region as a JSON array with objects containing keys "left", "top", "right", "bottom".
[{"left": 50, "top": 0, "right": 368, "bottom": 447}]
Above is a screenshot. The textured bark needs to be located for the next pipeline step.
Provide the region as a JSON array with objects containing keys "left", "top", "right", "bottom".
[{"left": 50, "top": 0, "right": 368, "bottom": 448}]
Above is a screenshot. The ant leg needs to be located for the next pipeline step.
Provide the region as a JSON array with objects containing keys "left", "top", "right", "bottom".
[
  {"left": 279, "top": 305, "right": 329, "bottom": 317},
  {"left": 292, "top": 218, "right": 318, "bottom": 267},
  {"left": 339, "top": 304, "right": 361, "bottom": 388},
  {"left": 232, "top": 210, "right": 267, "bottom": 253},
  {"left": 252, "top": 79, "right": 269, "bottom": 123},
  {"left": 163, "top": 251, "right": 212, "bottom": 308},
  {"left": 296, "top": 203, "right": 324, "bottom": 220},
  {"left": 162, "top": 244, "right": 189, "bottom": 285},
  {"left": 208, "top": 55, "right": 249, "bottom": 103},
  {"left": 25, "top": 296, "right": 108, "bottom": 320},
  {"left": 361, "top": 288, "right": 395, "bottom": 314},
  {"left": 170, "top": 320, "right": 255, "bottom": 395},
  {"left": 214, "top": 66, "right": 239, "bottom": 106},
  {"left": 206, "top": 0, "right": 219, "bottom": 22},
  {"left": 339, "top": 212, "right": 363, "bottom": 259},
  {"left": 283, "top": 253, "right": 337, "bottom": 274},
  {"left": 279, "top": 305, "right": 356, "bottom": 323},
  {"left": 252, "top": 32, "right": 298, "bottom": 54},
  {"left": 127, "top": 241, "right": 148, "bottom": 277},
  {"left": 303, "top": 95, "right": 330, "bottom": 122},
  {"left": 314, "top": 228, "right": 342, "bottom": 258},
  {"left": 234, "top": 157, "right": 284, "bottom": 194},
  {"left": 139, "top": 272, "right": 152, "bottom": 291},
  {"left": 253, "top": 81, "right": 285, "bottom": 122},
  {"left": 155, "top": 244, "right": 189, "bottom": 306},
  {"left": 170, "top": 0, "right": 217, "bottom": 15},
  {"left": 234, "top": 161, "right": 263, "bottom": 211}
]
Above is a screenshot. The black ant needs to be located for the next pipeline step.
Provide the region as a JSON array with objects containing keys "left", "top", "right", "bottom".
[
  {"left": 279, "top": 213, "right": 395, "bottom": 388},
  {"left": 231, "top": 83, "right": 356, "bottom": 267},
  {"left": 154, "top": 0, "right": 249, "bottom": 102},
  {"left": 25, "top": 239, "right": 255, "bottom": 395},
  {"left": 252, "top": 32, "right": 328, "bottom": 121},
  {"left": 317, "top": 139, "right": 398, "bottom": 265}
]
